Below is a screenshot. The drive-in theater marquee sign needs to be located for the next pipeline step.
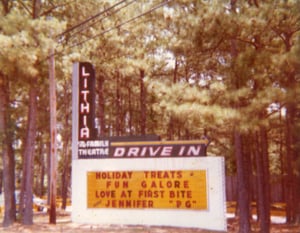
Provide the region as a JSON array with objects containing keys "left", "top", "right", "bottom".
[{"left": 71, "top": 62, "right": 227, "bottom": 231}]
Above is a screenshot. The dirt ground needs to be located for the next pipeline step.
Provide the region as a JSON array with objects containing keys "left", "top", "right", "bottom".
[
  {"left": 0, "top": 210, "right": 299, "bottom": 233},
  {"left": 0, "top": 212, "right": 220, "bottom": 233}
]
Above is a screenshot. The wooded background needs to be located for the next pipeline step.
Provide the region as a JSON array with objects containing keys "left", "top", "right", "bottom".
[{"left": 0, "top": 0, "right": 299, "bottom": 232}]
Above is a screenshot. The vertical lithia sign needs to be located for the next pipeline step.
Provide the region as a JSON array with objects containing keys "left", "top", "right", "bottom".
[
  {"left": 72, "top": 62, "right": 97, "bottom": 159},
  {"left": 78, "top": 62, "right": 96, "bottom": 139}
]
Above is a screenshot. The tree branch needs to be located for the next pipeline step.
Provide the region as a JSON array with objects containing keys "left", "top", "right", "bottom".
[
  {"left": 40, "top": 0, "right": 77, "bottom": 17},
  {"left": 17, "top": 0, "right": 32, "bottom": 16}
]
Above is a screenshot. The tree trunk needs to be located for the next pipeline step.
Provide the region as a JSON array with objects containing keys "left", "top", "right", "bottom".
[
  {"left": 140, "top": 69, "right": 146, "bottom": 135},
  {"left": 127, "top": 86, "right": 133, "bottom": 135},
  {"left": 295, "top": 154, "right": 300, "bottom": 224},
  {"left": 285, "top": 103, "right": 297, "bottom": 223},
  {"left": 278, "top": 14, "right": 299, "bottom": 224},
  {"left": 115, "top": 70, "right": 121, "bottom": 136},
  {"left": 278, "top": 104, "right": 286, "bottom": 205},
  {"left": 39, "top": 151, "right": 45, "bottom": 197},
  {"left": 234, "top": 130, "right": 251, "bottom": 233},
  {"left": 254, "top": 128, "right": 270, "bottom": 233},
  {"left": 261, "top": 127, "right": 271, "bottom": 227},
  {"left": 173, "top": 57, "right": 178, "bottom": 83},
  {"left": 34, "top": 138, "right": 45, "bottom": 197},
  {"left": 61, "top": 138, "right": 70, "bottom": 210},
  {"left": 60, "top": 79, "right": 71, "bottom": 210},
  {"left": 20, "top": 86, "right": 37, "bottom": 225},
  {"left": 98, "top": 75, "right": 105, "bottom": 136},
  {"left": 229, "top": 1, "right": 251, "bottom": 227},
  {"left": 0, "top": 74, "right": 16, "bottom": 227},
  {"left": 167, "top": 118, "right": 174, "bottom": 140},
  {"left": 49, "top": 46, "right": 57, "bottom": 224},
  {"left": 46, "top": 142, "right": 50, "bottom": 206}
]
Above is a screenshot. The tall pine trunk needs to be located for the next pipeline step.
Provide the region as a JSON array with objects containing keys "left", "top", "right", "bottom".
[
  {"left": 140, "top": 69, "right": 146, "bottom": 135},
  {"left": 167, "top": 59, "right": 179, "bottom": 140},
  {"left": 127, "top": 86, "right": 133, "bottom": 135},
  {"left": 48, "top": 45, "right": 57, "bottom": 224},
  {"left": 234, "top": 130, "right": 251, "bottom": 233},
  {"left": 61, "top": 137, "right": 70, "bottom": 210},
  {"left": 254, "top": 128, "right": 270, "bottom": 233},
  {"left": 38, "top": 146, "right": 45, "bottom": 197},
  {"left": 0, "top": 2, "right": 16, "bottom": 227},
  {"left": 61, "top": 82, "right": 70, "bottom": 210},
  {"left": 0, "top": 74, "right": 16, "bottom": 227},
  {"left": 19, "top": 0, "right": 41, "bottom": 225},
  {"left": 229, "top": 1, "right": 251, "bottom": 229},
  {"left": 285, "top": 102, "right": 297, "bottom": 223},
  {"left": 20, "top": 86, "right": 37, "bottom": 225},
  {"left": 115, "top": 70, "right": 121, "bottom": 136},
  {"left": 277, "top": 16, "right": 300, "bottom": 224},
  {"left": 98, "top": 75, "right": 105, "bottom": 136}
]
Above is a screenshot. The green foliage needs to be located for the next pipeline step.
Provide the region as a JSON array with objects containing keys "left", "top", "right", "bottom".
[
  {"left": 145, "top": 0, "right": 299, "bottom": 177},
  {"left": 0, "top": 9, "right": 65, "bottom": 78},
  {"left": 0, "top": 0, "right": 299, "bottom": 214}
]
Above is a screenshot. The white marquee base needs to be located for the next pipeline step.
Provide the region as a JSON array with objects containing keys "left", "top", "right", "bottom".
[{"left": 71, "top": 156, "right": 227, "bottom": 231}]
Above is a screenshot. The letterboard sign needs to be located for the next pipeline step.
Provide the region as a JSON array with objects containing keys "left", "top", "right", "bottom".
[{"left": 87, "top": 170, "right": 207, "bottom": 209}]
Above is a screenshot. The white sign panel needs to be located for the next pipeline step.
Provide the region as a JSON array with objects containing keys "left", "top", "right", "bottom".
[{"left": 71, "top": 157, "right": 227, "bottom": 231}]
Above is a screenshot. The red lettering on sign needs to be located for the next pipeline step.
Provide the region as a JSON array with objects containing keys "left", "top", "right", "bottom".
[
  {"left": 144, "top": 171, "right": 182, "bottom": 179},
  {"left": 169, "top": 190, "right": 192, "bottom": 198},
  {"left": 104, "top": 200, "right": 154, "bottom": 208},
  {"left": 106, "top": 181, "right": 129, "bottom": 189},
  {"left": 120, "top": 190, "right": 132, "bottom": 198},
  {"left": 138, "top": 190, "right": 164, "bottom": 198},
  {"left": 95, "top": 190, "right": 116, "bottom": 198}
]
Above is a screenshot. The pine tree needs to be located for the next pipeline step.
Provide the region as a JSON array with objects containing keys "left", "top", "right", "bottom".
[
  {"left": 0, "top": 0, "right": 65, "bottom": 225},
  {"left": 146, "top": 0, "right": 299, "bottom": 231}
]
